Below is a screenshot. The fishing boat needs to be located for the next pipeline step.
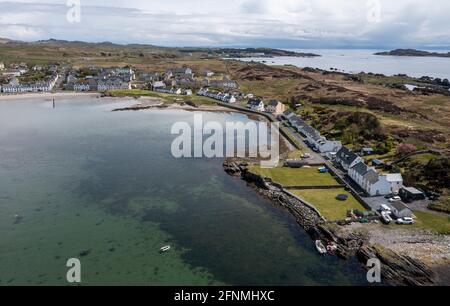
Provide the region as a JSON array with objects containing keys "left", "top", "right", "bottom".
[
  {"left": 160, "top": 245, "right": 171, "bottom": 253},
  {"left": 315, "top": 240, "right": 327, "bottom": 255}
]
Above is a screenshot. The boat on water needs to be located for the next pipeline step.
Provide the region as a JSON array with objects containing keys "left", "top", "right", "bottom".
[
  {"left": 160, "top": 245, "right": 171, "bottom": 253},
  {"left": 315, "top": 240, "right": 327, "bottom": 255}
]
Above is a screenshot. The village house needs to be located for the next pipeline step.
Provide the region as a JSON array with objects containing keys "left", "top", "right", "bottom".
[
  {"left": 247, "top": 98, "right": 265, "bottom": 112},
  {"left": 389, "top": 202, "right": 413, "bottom": 219},
  {"left": 166, "top": 67, "right": 193, "bottom": 79},
  {"left": 336, "top": 147, "right": 363, "bottom": 171},
  {"left": 97, "top": 79, "right": 131, "bottom": 91},
  {"left": 360, "top": 147, "right": 375, "bottom": 156},
  {"left": 206, "top": 76, "right": 238, "bottom": 90},
  {"left": 139, "top": 72, "right": 160, "bottom": 83},
  {"left": 282, "top": 111, "right": 296, "bottom": 121},
  {"left": 0, "top": 62, "right": 5, "bottom": 70},
  {"left": 363, "top": 170, "right": 392, "bottom": 196},
  {"left": 386, "top": 173, "right": 404, "bottom": 194},
  {"left": 197, "top": 88, "right": 236, "bottom": 103},
  {"left": 399, "top": 187, "right": 426, "bottom": 203},
  {"left": 348, "top": 160, "right": 404, "bottom": 196},
  {"left": 152, "top": 81, "right": 166, "bottom": 90},
  {"left": 2, "top": 70, "right": 22, "bottom": 78},
  {"left": 287, "top": 115, "right": 342, "bottom": 153},
  {"left": 1, "top": 73, "right": 59, "bottom": 93},
  {"left": 266, "top": 100, "right": 286, "bottom": 114}
]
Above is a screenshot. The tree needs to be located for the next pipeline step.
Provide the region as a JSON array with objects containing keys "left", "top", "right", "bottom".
[{"left": 396, "top": 143, "right": 417, "bottom": 156}]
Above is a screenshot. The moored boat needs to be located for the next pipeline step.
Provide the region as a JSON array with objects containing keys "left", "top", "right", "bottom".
[
  {"left": 160, "top": 245, "right": 171, "bottom": 253},
  {"left": 315, "top": 240, "right": 327, "bottom": 255}
]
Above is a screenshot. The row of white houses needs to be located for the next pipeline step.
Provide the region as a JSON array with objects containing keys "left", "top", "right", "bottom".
[
  {"left": 0, "top": 75, "right": 59, "bottom": 93},
  {"left": 335, "top": 146, "right": 403, "bottom": 196},
  {"left": 198, "top": 88, "right": 237, "bottom": 103},
  {"left": 155, "top": 87, "right": 193, "bottom": 96},
  {"left": 281, "top": 111, "right": 403, "bottom": 197},
  {"left": 66, "top": 79, "right": 131, "bottom": 92},
  {"left": 282, "top": 111, "right": 343, "bottom": 153}
]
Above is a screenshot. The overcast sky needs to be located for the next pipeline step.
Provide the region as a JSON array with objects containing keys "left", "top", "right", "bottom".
[{"left": 1, "top": 0, "right": 449, "bottom": 48}]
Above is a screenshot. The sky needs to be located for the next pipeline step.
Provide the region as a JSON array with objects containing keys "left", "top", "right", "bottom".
[{"left": 0, "top": 0, "right": 450, "bottom": 48}]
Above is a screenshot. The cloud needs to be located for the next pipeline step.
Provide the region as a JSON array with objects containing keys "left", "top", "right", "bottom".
[{"left": 0, "top": 0, "right": 449, "bottom": 48}]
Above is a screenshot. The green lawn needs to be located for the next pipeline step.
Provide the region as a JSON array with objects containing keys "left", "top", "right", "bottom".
[
  {"left": 412, "top": 211, "right": 450, "bottom": 234},
  {"left": 291, "top": 188, "right": 366, "bottom": 221},
  {"left": 249, "top": 166, "right": 340, "bottom": 187}
]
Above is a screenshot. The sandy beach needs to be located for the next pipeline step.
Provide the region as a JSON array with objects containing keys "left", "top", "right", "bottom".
[{"left": 0, "top": 92, "right": 100, "bottom": 102}]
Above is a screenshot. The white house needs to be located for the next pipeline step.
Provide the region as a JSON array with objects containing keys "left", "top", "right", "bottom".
[
  {"left": 336, "top": 147, "right": 363, "bottom": 171},
  {"left": 247, "top": 99, "right": 265, "bottom": 112},
  {"left": 316, "top": 139, "right": 342, "bottom": 153},
  {"left": 152, "top": 81, "right": 166, "bottom": 90},
  {"left": 266, "top": 100, "right": 286, "bottom": 114},
  {"left": 363, "top": 170, "right": 391, "bottom": 196},
  {"left": 0, "top": 62, "right": 5, "bottom": 70},
  {"left": 389, "top": 202, "right": 413, "bottom": 219},
  {"left": 349, "top": 162, "right": 370, "bottom": 188},
  {"left": 386, "top": 173, "right": 404, "bottom": 194},
  {"left": 348, "top": 160, "right": 404, "bottom": 196}
]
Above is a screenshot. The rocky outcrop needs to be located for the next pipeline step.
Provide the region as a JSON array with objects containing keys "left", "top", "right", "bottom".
[
  {"left": 224, "top": 158, "right": 440, "bottom": 286},
  {"left": 358, "top": 245, "right": 437, "bottom": 286}
]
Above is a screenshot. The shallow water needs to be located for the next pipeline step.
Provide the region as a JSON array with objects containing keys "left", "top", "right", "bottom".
[{"left": 0, "top": 96, "right": 368, "bottom": 285}]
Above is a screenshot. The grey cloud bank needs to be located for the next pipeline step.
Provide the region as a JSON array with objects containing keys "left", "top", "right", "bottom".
[{"left": 0, "top": 0, "right": 449, "bottom": 48}]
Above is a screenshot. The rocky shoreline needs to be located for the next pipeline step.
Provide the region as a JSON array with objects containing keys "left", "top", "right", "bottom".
[{"left": 223, "top": 159, "right": 439, "bottom": 286}]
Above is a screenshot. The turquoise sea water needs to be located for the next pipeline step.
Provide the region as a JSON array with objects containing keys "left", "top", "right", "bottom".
[{"left": 0, "top": 96, "right": 368, "bottom": 285}]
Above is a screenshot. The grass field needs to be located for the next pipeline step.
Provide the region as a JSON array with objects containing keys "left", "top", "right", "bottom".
[
  {"left": 249, "top": 166, "right": 340, "bottom": 187},
  {"left": 291, "top": 188, "right": 366, "bottom": 221},
  {"left": 412, "top": 211, "right": 450, "bottom": 234}
]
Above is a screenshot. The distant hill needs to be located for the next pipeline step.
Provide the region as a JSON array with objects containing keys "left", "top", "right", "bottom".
[
  {"left": 184, "top": 47, "right": 321, "bottom": 58},
  {"left": 375, "top": 49, "right": 450, "bottom": 58},
  {"left": 0, "top": 37, "right": 12, "bottom": 44}
]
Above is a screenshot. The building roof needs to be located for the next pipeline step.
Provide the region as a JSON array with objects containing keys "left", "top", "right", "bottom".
[
  {"left": 402, "top": 187, "right": 424, "bottom": 195},
  {"left": 336, "top": 147, "right": 360, "bottom": 166},
  {"left": 247, "top": 98, "right": 263, "bottom": 106},
  {"left": 386, "top": 173, "right": 403, "bottom": 182},
  {"left": 390, "top": 201, "right": 411, "bottom": 212},
  {"left": 364, "top": 169, "right": 380, "bottom": 184},
  {"left": 351, "top": 162, "right": 370, "bottom": 176},
  {"left": 268, "top": 99, "right": 280, "bottom": 107}
]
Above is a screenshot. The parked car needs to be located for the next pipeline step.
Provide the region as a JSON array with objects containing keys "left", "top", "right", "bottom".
[
  {"left": 381, "top": 212, "right": 393, "bottom": 224},
  {"left": 301, "top": 153, "right": 311, "bottom": 159},
  {"left": 396, "top": 217, "right": 414, "bottom": 225},
  {"left": 379, "top": 204, "right": 392, "bottom": 212},
  {"left": 389, "top": 196, "right": 402, "bottom": 203}
]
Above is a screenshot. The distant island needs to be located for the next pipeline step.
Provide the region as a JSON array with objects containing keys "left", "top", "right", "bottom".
[
  {"left": 182, "top": 47, "right": 321, "bottom": 58},
  {"left": 375, "top": 49, "right": 450, "bottom": 58}
]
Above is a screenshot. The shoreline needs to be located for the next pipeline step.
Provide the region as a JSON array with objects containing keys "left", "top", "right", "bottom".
[
  {"left": 0, "top": 91, "right": 100, "bottom": 101},
  {"left": 223, "top": 159, "right": 449, "bottom": 286}
]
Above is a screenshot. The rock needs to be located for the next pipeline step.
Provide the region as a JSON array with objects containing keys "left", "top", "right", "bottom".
[{"left": 357, "top": 244, "right": 437, "bottom": 286}]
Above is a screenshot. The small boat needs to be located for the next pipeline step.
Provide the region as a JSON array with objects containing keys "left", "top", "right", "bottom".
[
  {"left": 315, "top": 240, "right": 327, "bottom": 255},
  {"left": 160, "top": 245, "right": 171, "bottom": 253}
]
